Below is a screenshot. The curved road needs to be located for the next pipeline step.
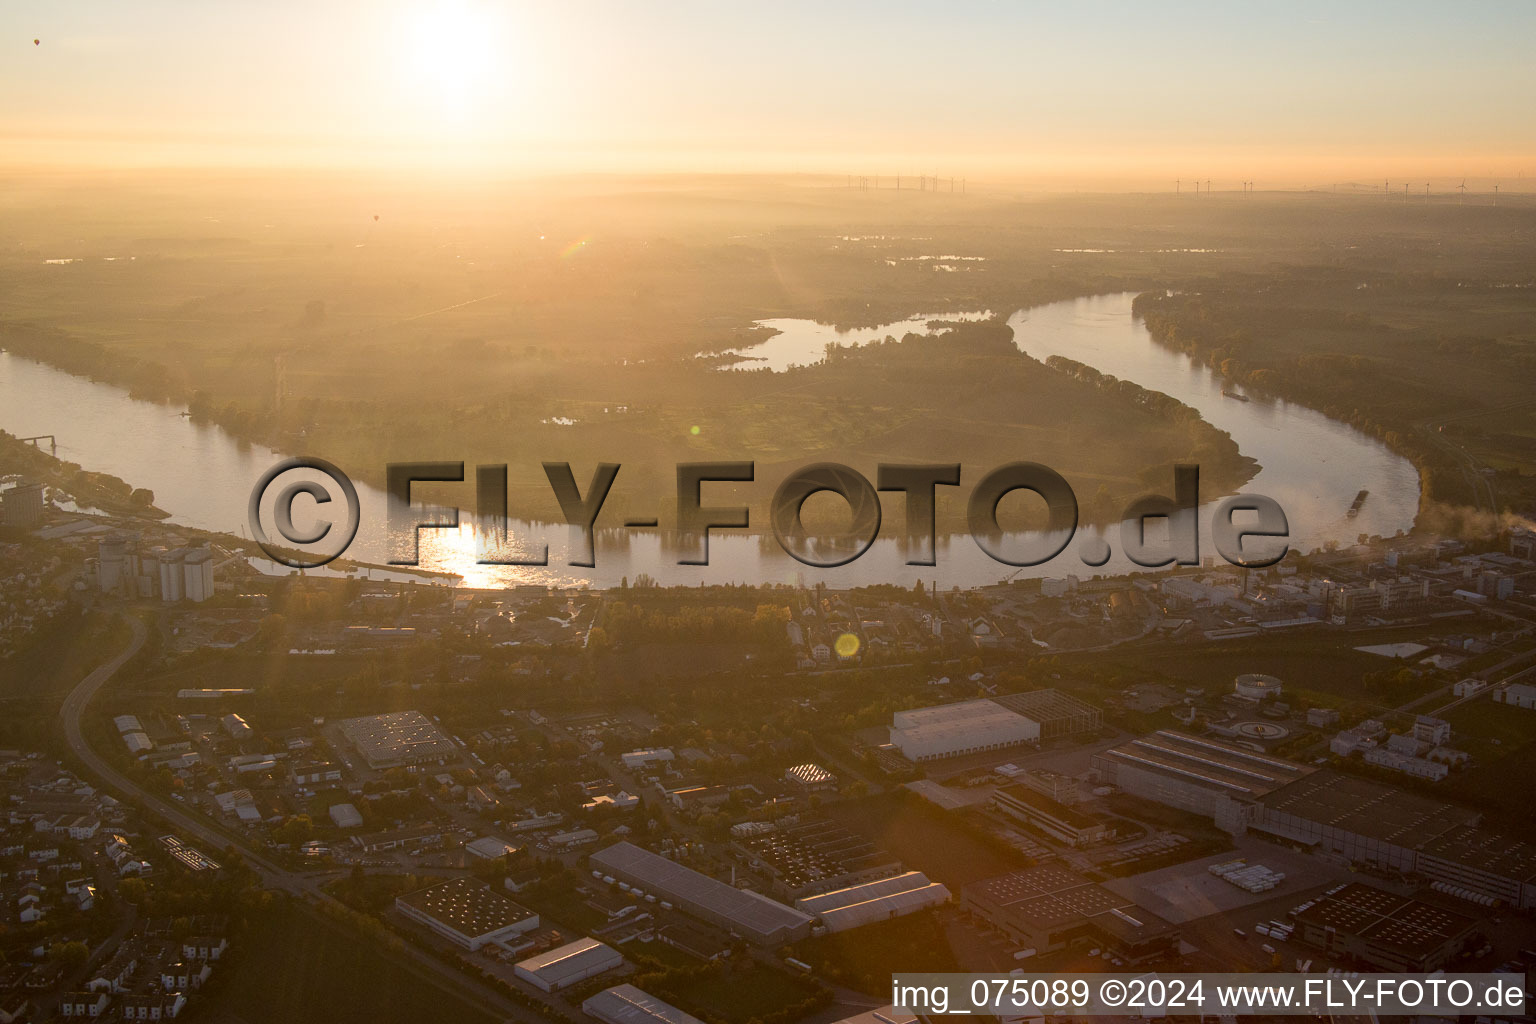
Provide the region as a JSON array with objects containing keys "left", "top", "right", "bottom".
[{"left": 59, "top": 613, "right": 551, "bottom": 1024}]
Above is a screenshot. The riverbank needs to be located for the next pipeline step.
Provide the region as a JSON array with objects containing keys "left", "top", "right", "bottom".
[{"left": 1132, "top": 286, "right": 1506, "bottom": 531}]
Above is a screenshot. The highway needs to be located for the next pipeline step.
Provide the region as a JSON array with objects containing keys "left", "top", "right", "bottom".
[{"left": 58, "top": 613, "right": 556, "bottom": 1024}]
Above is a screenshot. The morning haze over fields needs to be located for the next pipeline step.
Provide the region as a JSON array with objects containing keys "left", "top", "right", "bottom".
[{"left": 2, "top": 3, "right": 1536, "bottom": 1024}]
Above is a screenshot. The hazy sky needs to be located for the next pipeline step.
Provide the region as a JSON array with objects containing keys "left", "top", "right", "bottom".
[{"left": 5, "top": 0, "right": 1534, "bottom": 182}]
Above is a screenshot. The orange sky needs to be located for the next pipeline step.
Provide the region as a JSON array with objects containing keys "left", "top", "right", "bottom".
[{"left": 4, "top": 1, "right": 1534, "bottom": 187}]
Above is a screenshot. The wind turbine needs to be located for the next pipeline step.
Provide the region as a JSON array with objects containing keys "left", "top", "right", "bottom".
[
  {"left": 1458, "top": 179, "right": 1467, "bottom": 204},
  {"left": 1493, "top": 183, "right": 1500, "bottom": 206}
]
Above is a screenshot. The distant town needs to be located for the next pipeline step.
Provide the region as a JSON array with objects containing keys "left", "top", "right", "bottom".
[{"left": 6, "top": 443, "right": 1536, "bottom": 1023}]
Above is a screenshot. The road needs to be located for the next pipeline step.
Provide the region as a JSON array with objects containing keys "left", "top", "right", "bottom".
[{"left": 58, "top": 613, "right": 557, "bottom": 1024}]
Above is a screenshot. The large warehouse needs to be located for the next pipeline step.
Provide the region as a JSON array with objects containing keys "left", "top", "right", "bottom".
[
  {"left": 590, "top": 841, "right": 812, "bottom": 946},
  {"left": 394, "top": 877, "right": 540, "bottom": 951},
  {"left": 992, "top": 784, "right": 1108, "bottom": 847},
  {"left": 582, "top": 985, "right": 705, "bottom": 1024},
  {"left": 514, "top": 937, "right": 623, "bottom": 992},
  {"left": 963, "top": 864, "right": 1178, "bottom": 964},
  {"left": 1292, "top": 883, "right": 1477, "bottom": 972},
  {"left": 990, "top": 689, "right": 1104, "bottom": 739},
  {"left": 794, "top": 871, "right": 950, "bottom": 932},
  {"left": 735, "top": 819, "right": 901, "bottom": 897},
  {"left": 889, "top": 699, "right": 1039, "bottom": 762},
  {"left": 1090, "top": 730, "right": 1315, "bottom": 832},
  {"left": 889, "top": 690, "right": 1103, "bottom": 762},
  {"left": 1097, "top": 731, "right": 1536, "bottom": 910},
  {"left": 338, "top": 710, "right": 459, "bottom": 768},
  {"left": 1253, "top": 769, "right": 1536, "bottom": 909}
]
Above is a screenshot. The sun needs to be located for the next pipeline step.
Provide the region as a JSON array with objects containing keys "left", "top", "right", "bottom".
[{"left": 398, "top": 0, "right": 516, "bottom": 125}]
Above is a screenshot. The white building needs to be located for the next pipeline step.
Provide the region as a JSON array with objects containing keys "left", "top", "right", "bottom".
[
  {"left": 182, "top": 548, "right": 215, "bottom": 603},
  {"left": 794, "top": 872, "right": 950, "bottom": 932},
  {"left": 1495, "top": 683, "right": 1536, "bottom": 710},
  {"left": 620, "top": 749, "right": 675, "bottom": 770},
  {"left": 1234, "top": 673, "right": 1283, "bottom": 700},
  {"left": 328, "top": 803, "right": 363, "bottom": 829},
  {"left": 888, "top": 699, "right": 1039, "bottom": 762},
  {"left": 1412, "top": 716, "right": 1452, "bottom": 746},
  {"left": 159, "top": 550, "right": 185, "bottom": 603},
  {"left": 1364, "top": 747, "right": 1449, "bottom": 781},
  {"left": 583, "top": 985, "right": 705, "bottom": 1024},
  {"left": 394, "top": 878, "right": 539, "bottom": 951},
  {"left": 514, "top": 937, "right": 622, "bottom": 992}
]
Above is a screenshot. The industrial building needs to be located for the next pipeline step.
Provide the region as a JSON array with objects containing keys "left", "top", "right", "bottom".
[
  {"left": 582, "top": 985, "right": 705, "bottom": 1024},
  {"left": 1233, "top": 673, "right": 1283, "bottom": 700},
  {"left": 1090, "top": 730, "right": 1315, "bottom": 832},
  {"left": 620, "top": 749, "right": 675, "bottom": 770},
  {"left": 990, "top": 689, "right": 1104, "bottom": 738},
  {"left": 0, "top": 481, "right": 44, "bottom": 527},
  {"left": 735, "top": 819, "right": 901, "bottom": 897},
  {"left": 992, "top": 784, "right": 1108, "bottom": 847},
  {"left": 514, "top": 937, "right": 623, "bottom": 992},
  {"left": 1292, "top": 883, "right": 1477, "bottom": 971},
  {"left": 889, "top": 690, "right": 1104, "bottom": 762},
  {"left": 394, "top": 877, "right": 540, "bottom": 951},
  {"left": 1108, "top": 752, "right": 1536, "bottom": 911},
  {"left": 784, "top": 763, "right": 837, "bottom": 790},
  {"left": 888, "top": 699, "right": 1039, "bottom": 762},
  {"left": 327, "top": 803, "right": 363, "bottom": 828},
  {"left": 962, "top": 865, "right": 1178, "bottom": 964},
  {"left": 794, "top": 871, "right": 950, "bottom": 932},
  {"left": 827, "top": 1009, "right": 919, "bottom": 1024},
  {"left": 1495, "top": 683, "right": 1536, "bottom": 709},
  {"left": 337, "top": 710, "right": 459, "bottom": 768},
  {"left": 465, "top": 836, "right": 521, "bottom": 860},
  {"left": 590, "top": 841, "right": 812, "bottom": 946}
]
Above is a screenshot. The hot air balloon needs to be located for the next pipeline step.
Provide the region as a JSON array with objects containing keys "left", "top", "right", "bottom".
[
  {"left": 373, "top": 214, "right": 379, "bottom": 221},
  {"left": 34, "top": 39, "right": 41, "bottom": 45}
]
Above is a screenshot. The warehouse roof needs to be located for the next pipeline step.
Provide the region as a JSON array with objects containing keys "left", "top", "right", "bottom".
[
  {"left": 1416, "top": 825, "right": 1536, "bottom": 883},
  {"left": 991, "top": 688, "right": 1101, "bottom": 725},
  {"left": 582, "top": 984, "right": 705, "bottom": 1024},
  {"left": 966, "top": 865, "right": 1173, "bottom": 943},
  {"left": 395, "top": 877, "right": 536, "bottom": 941},
  {"left": 515, "top": 937, "right": 620, "bottom": 987},
  {"left": 1294, "top": 883, "right": 1475, "bottom": 955},
  {"left": 1259, "top": 769, "right": 1477, "bottom": 845},
  {"left": 591, "top": 841, "right": 810, "bottom": 943},
  {"left": 1101, "top": 730, "right": 1312, "bottom": 798}
]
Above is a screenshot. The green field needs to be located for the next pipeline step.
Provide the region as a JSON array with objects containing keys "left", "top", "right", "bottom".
[{"left": 199, "top": 901, "right": 497, "bottom": 1024}]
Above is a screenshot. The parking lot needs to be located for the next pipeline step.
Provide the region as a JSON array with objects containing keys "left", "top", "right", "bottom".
[{"left": 1100, "top": 834, "right": 1346, "bottom": 924}]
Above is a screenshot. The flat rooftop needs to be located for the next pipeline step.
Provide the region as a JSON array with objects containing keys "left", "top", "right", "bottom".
[
  {"left": 1294, "top": 883, "right": 1475, "bottom": 955},
  {"left": 738, "top": 819, "right": 899, "bottom": 890},
  {"left": 991, "top": 688, "right": 1102, "bottom": 726},
  {"left": 1416, "top": 824, "right": 1536, "bottom": 884},
  {"left": 583, "top": 984, "right": 705, "bottom": 1024},
  {"left": 1259, "top": 769, "right": 1479, "bottom": 846},
  {"left": 966, "top": 864, "right": 1174, "bottom": 942},
  {"left": 338, "top": 710, "right": 458, "bottom": 766},
  {"left": 893, "top": 698, "right": 1024, "bottom": 729},
  {"left": 515, "top": 937, "right": 619, "bottom": 983},
  {"left": 1100, "top": 730, "right": 1314, "bottom": 799},
  {"left": 395, "top": 877, "right": 535, "bottom": 939},
  {"left": 591, "top": 841, "right": 811, "bottom": 943},
  {"left": 995, "top": 783, "right": 1100, "bottom": 831}
]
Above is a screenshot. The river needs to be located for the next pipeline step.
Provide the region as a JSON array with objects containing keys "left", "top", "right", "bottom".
[{"left": 0, "top": 293, "right": 1419, "bottom": 589}]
